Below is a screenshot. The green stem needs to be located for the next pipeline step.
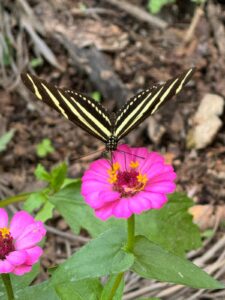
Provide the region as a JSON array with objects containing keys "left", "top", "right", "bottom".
[
  {"left": 108, "top": 215, "right": 135, "bottom": 299},
  {"left": 126, "top": 214, "right": 135, "bottom": 252},
  {"left": 0, "top": 193, "right": 31, "bottom": 208},
  {"left": 108, "top": 272, "right": 124, "bottom": 300},
  {"left": 1, "top": 274, "right": 15, "bottom": 300}
]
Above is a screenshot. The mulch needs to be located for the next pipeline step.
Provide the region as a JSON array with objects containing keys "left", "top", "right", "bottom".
[{"left": 0, "top": 0, "right": 225, "bottom": 298}]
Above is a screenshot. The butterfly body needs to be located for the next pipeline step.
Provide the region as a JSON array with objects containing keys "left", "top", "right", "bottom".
[
  {"left": 105, "top": 134, "right": 118, "bottom": 151},
  {"left": 21, "top": 68, "right": 195, "bottom": 152}
]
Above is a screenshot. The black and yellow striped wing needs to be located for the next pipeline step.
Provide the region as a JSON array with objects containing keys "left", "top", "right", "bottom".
[
  {"left": 115, "top": 68, "right": 195, "bottom": 140},
  {"left": 21, "top": 73, "right": 112, "bottom": 142},
  {"left": 21, "top": 68, "right": 195, "bottom": 151}
]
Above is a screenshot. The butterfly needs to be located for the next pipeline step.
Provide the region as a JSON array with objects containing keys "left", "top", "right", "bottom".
[{"left": 21, "top": 68, "right": 194, "bottom": 152}]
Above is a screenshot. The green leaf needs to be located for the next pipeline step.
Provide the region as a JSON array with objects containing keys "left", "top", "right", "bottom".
[
  {"left": 16, "top": 281, "right": 59, "bottom": 300},
  {"left": 0, "top": 130, "right": 14, "bottom": 152},
  {"left": 35, "top": 201, "right": 54, "bottom": 222},
  {"left": 36, "top": 138, "right": 54, "bottom": 158},
  {"left": 11, "top": 263, "right": 40, "bottom": 290},
  {"left": 50, "top": 227, "right": 134, "bottom": 285},
  {"left": 0, "top": 264, "right": 40, "bottom": 300},
  {"left": 30, "top": 57, "right": 44, "bottom": 68},
  {"left": 101, "top": 275, "right": 124, "bottom": 300},
  {"left": 136, "top": 192, "right": 202, "bottom": 256},
  {"left": 62, "top": 177, "right": 81, "bottom": 188},
  {"left": 49, "top": 181, "right": 122, "bottom": 236},
  {"left": 49, "top": 181, "right": 84, "bottom": 233},
  {"left": 52, "top": 184, "right": 200, "bottom": 257},
  {"left": 50, "top": 162, "right": 68, "bottom": 191},
  {"left": 34, "top": 164, "right": 51, "bottom": 182},
  {"left": 55, "top": 279, "right": 102, "bottom": 300},
  {"left": 132, "top": 236, "right": 224, "bottom": 289},
  {"left": 3, "top": 48, "right": 11, "bottom": 66},
  {"left": 148, "top": 0, "right": 175, "bottom": 14},
  {"left": 34, "top": 162, "right": 67, "bottom": 191},
  {"left": 91, "top": 91, "right": 101, "bottom": 102},
  {"left": 23, "top": 192, "right": 46, "bottom": 213},
  {"left": 2, "top": 39, "right": 12, "bottom": 67},
  {"left": 202, "top": 229, "right": 214, "bottom": 239}
]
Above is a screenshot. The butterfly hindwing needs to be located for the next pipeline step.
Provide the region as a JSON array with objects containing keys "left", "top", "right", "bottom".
[
  {"left": 21, "top": 73, "right": 112, "bottom": 142},
  {"left": 21, "top": 68, "right": 195, "bottom": 151},
  {"left": 115, "top": 68, "right": 195, "bottom": 139}
]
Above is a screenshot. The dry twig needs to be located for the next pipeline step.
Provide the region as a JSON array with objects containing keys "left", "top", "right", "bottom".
[
  {"left": 105, "top": 0, "right": 167, "bottom": 29},
  {"left": 184, "top": 4, "right": 204, "bottom": 44},
  {"left": 207, "top": 1, "right": 225, "bottom": 56},
  {"left": 45, "top": 225, "right": 90, "bottom": 243}
]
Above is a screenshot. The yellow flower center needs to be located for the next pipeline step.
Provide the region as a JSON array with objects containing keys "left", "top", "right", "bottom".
[
  {"left": 108, "top": 162, "right": 121, "bottom": 184},
  {"left": 0, "top": 227, "right": 10, "bottom": 238},
  {"left": 130, "top": 161, "right": 139, "bottom": 168},
  {"left": 0, "top": 227, "right": 14, "bottom": 259}
]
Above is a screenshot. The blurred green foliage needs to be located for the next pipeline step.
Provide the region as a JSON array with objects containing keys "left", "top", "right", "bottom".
[
  {"left": 0, "top": 130, "right": 14, "bottom": 152},
  {"left": 36, "top": 138, "right": 54, "bottom": 157},
  {"left": 91, "top": 91, "right": 101, "bottom": 102},
  {"left": 30, "top": 57, "right": 44, "bottom": 68},
  {"left": 148, "top": 0, "right": 175, "bottom": 14},
  {"left": 148, "top": 0, "right": 205, "bottom": 14}
]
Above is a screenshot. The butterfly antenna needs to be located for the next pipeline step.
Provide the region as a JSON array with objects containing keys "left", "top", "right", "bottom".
[
  {"left": 70, "top": 147, "right": 104, "bottom": 162},
  {"left": 123, "top": 151, "right": 128, "bottom": 171},
  {"left": 116, "top": 149, "right": 145, "bottom": 160}
]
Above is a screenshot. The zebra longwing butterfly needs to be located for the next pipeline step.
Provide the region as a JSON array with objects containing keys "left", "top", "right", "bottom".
[{"left": 21, "top": 68, "right": 194, "bottom": 151}]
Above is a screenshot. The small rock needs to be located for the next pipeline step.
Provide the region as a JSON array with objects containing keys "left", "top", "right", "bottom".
[
  {"left": 194, "top": 117, "right": 222, "bottom": 149},
  {"left": 194, "top": 93, "right": 224, "bottom": 122},
  {"left": 189, "top": 204, "right": 225, "bottom": 231},
  {"left": 187, "top": 93, "right": 224, "bottom": 149}
]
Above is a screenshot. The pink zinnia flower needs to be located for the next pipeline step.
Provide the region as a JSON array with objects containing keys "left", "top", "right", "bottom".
[
  {"left": 0, "top": 209, "right": 46, "bottom": 275},
  {"left": 81, "top": 145, "right": 176, "bottom": 221}
]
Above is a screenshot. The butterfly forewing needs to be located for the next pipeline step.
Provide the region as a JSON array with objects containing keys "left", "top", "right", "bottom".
[
  {"left": 21, "top": 68, "right": 195, "bottom": 151},
  {"left": 115, "top": 68, "right": 195, "bottom": 139},
  {"left": 21, "top": 73, "right": 112, "bottom": 142}
]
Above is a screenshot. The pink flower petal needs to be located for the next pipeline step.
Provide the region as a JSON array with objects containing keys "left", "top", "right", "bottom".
[
  {"left": 95, "top": 201, "right": 117, "bottom": 221},
  {"left": 12, "top": 265, "right": 32, "bottom": 276},
  {"left": 15, "top": 221, "right": 46, "bottom": 250},
  {"left": 148, "top": 171, "right": 177, "bottom": 183},
  {"left": 113, "top": 199, "right": 132, "bottom": 218},
  {"left": 25, "top": 246, "right": 43, "bottom": 265},
  {"left": 90, "top": 159, "right": 111, "bottom": 172},
  {"left": 81, "top": 144, "right": 176, "bottom": 220},
  {"left": 145, "top": 181, "right": 176, "bottom": 193},
  {"left": 83, "top": 165, "right": 108, "bottom": 180},
  {"left": 83, "top": 191, "right": 103, "bottom": 208},
  {"left": 81, "top": 181, "right": 110, "bottom": 195},
  {"left": 0, "top": 259, "right": 13, "bottom": 273},
  {"left": 99, "top": 190, "right": 120, "bottom": 203},
  {"left": 144, "top": 162, "right": 165, "bottom": 179},
  {"left": 131, "top": 147, "right": 148, "bottom": 159},
  {"left": 147, "top": 193, "right": 168, "bottom": 209},
  {"left": 0, "top": 208, "right": 8, "bottom": 228},
  {"left": 6, "top": 250, "right": 27, "bottom": 266},
  {"left": 10, "top": 211, "right": 34, "bottom": 239},
  {"left": 128, "top": 193, "right": 151, "bottom": 214},
  {"left": 82, "top": 173, "right": 107, "bottom": 183}
]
